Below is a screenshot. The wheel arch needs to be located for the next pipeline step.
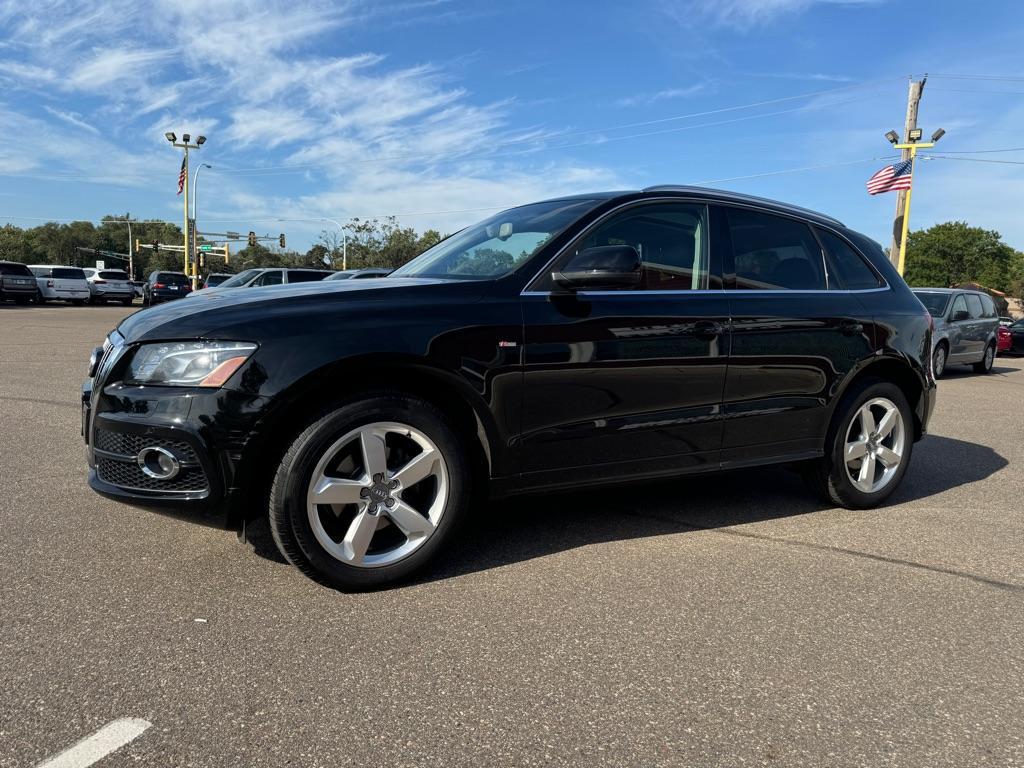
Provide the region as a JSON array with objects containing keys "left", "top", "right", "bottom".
[
  {"left": 830, "top": 354, "right": 929, "bottom": 441},
  {"left": 228, "top": 356, "right": 500, "bottom": 524}
]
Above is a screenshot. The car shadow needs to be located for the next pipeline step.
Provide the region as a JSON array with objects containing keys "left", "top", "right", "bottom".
[{"left": 245, "top": 434, "right": 1008, "bottom": 584}]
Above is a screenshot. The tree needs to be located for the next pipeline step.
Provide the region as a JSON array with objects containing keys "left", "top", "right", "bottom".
[{"left": 904, "top": 221, "right": 1022, "bottom": 293}]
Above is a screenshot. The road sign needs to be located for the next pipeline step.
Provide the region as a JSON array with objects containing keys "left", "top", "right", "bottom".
[
  {"left": 199, "top": 244, "right": 214, "bottom": 252},
  {"left": 226, "top": 231, "right": 240, "bottom": 239},
  {"left": 96, "top": 260, "right": 105, "bottom": 270}
]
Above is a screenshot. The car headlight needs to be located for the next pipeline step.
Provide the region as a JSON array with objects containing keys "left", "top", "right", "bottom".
[{"left": 126, "top": 341, "right": 257, "bottom": 387}]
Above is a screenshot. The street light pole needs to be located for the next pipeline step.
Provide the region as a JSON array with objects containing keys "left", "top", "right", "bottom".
[
  {"left": 883, "top": 126, "right": 944, "bottom": 276},
  {"left": 278, "top": 217, "right": 347, "bottom": 269},
  {"left": 165, "top": 132, "right": 207, "bottom": 288}
]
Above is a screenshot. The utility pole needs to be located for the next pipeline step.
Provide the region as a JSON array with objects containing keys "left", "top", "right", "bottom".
[{"left": 889, "top": 76, "right": 926, "bottom": 268}]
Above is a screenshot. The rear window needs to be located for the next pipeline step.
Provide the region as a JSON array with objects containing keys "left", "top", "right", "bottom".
[
  {"left": 914, "top": 291, "right": 950, "bottom": 317},
  {"left": 205, "top": 274, "right": 230, "bottom": 287},
  {"left": 157, "top": 273, "right": 190, "bottom": 285},
  {"left": 99, "top": 270, "right": 129, "bottom": 280},
  {"left": 288, "top": 270, "right": 331, "bottom": 283},
  {"left": 0, "top": 262, "right": 33, "bottom": 276},
  {"left": 815, "top": 228, "right": 883, "bottom": 290},
  {"left": 53, "top": 267, "right": 86, "bottom": 280},
  {"left": 980, "top": 294, "right": 997, "bottom": 318}
]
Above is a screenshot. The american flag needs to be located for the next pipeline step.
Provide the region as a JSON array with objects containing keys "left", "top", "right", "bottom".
[
  {"left": 177, "top": 156, "right": 187, "bottom": 195},
  {"left": 866, "top": 159, "right": 913, "bottom": 195}
]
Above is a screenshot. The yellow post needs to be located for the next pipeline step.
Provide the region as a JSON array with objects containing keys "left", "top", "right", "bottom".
[
  {"left": 891, "top": 141, "right": 934, "bottom": 277},
  {"left": 182, "top": 145, "right": 190, "bottom": 280}
]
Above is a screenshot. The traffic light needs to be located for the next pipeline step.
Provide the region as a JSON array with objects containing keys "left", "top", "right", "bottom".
[
  {"left": 279, "top": 233, "right": 286, "bottom": 249},
  {"left": 151, "top": 241, "right": 159, "bottom": 254},
  {"left": 248, "top": 231, "right": 256, "bottom": 247}
]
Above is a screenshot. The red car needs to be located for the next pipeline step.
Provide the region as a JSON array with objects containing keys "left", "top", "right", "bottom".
[{"left": 997, "top": 324, "right": 1012, "bottom": 353}]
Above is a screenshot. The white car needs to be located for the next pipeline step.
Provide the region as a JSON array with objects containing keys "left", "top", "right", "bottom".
[
  {"left": 28, "top": 265, "right": 91, "bottom": 305},
  {"left": 82, "top": 267, "right": 135, "bottom": 305}
]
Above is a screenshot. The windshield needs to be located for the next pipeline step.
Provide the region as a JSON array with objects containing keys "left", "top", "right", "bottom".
[
  {"left": 390, "top": 199, "right": 600, "bottom": 279},
  {"left": 914, "top": 291, "right": 951, "bottom": 318},
  {"left": 205, "top": 274, "right": 231, "bottom": 287},
  {"left": 218, "top": 269, "right": 262, "bottom": 288}
]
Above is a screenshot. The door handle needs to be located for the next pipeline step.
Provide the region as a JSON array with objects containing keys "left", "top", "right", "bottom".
[
  {"left": 839, "top": 320, "right": 864, "bottom": 336},
  {"left": 692, "top": 320, "right": 723, "bottom": 340}
]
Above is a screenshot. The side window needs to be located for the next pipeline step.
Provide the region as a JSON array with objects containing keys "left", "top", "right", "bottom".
[
  {"left": 949, "top": 294, "right": 968, "bottom": 320},
  {"left": 288, "top": 271, "right": 325, "bottom": 283},
  {"left": 965, "top": 293, "right": 984, "bottom": 319},
  {"left": 726, "top": 208, "right": 826, "bottom": 290},
  {"left": 980, "top": 294, "right": 996, "bottom": 318},
  {"left": 815, "top": 227, "right": 883, "bottom": 290},
  {"left": 255, "top": 271, "right": 283, "bottom": 286},
  {"left": 546, "top": 202, "right": 711, "bottom": 291}
]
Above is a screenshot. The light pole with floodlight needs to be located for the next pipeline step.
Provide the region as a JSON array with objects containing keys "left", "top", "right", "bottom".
[{"left": 164, "top": 132, "right": 206, "bottom": 286}]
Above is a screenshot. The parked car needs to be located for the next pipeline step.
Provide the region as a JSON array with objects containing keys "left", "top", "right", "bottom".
[
  {"left": 82, "top": 268, "right": 134, "bottom": 305},
  {"left": 203, "top": 267, "right": 334, "bottom": 291},
  {"left": 0, "top": 260, "right": 39, "bottom": 304},
  {"left": 29, "top": 265, "right": 90, "bottom": 304},
  {"left": 1002, "top": 319, "right": 1024, "bottom": 355},
  {"left": 323, "top": 268, "right": 392, "bottom": 281},
  {"left": 911, "top": 288, "right": 1001, "bottom": 376},
  {"left": 998, "top": 316, "right": 1014, "bottom": 327},
  {"left": 997, "top": 325, "right": 1012, "bottom": 354},
  {"left": 143, "top": 271, "right": 192, "bottom": 306},
  {"left": 83, "top": 186, "right": 935, "bottom": 590},
  {"left": 201, "top": 273, "right": 234, "bottom": 289}
]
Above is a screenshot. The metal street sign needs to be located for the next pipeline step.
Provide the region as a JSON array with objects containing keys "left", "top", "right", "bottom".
[
  {"left": 96, "top": 260, "right": 105, "bottom": 270},
  {"left": 199, "top": 244, "right": 214, "bottom": 252},
  {"left": 225, "top": 231, "right": 240, "bottom": 239}
]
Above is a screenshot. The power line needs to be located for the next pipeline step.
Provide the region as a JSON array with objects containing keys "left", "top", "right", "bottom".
[
  {"left": 925, "top": 155, "right": 1024, "bottom": 166},
  {"left": 924, "top": 146, "right": 1024, "bottom": 154},
  {"left": 930, "top": 73, "right": 1024, "bottom": 82},
  {"left": 692, "top": 156, "right": 895, "bottom": 185},
  {"left": 928, "top": 87, "right": 1024, "bottom": 96}
]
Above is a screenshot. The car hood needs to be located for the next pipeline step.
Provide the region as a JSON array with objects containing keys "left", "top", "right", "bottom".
[{"left": 116, "top": 277, "right": 490, "bottom": 342}]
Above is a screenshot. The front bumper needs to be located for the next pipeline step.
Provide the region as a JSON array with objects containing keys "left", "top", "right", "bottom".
[{"left": 83, "top": 352, "right": 270, "bottom": 528}]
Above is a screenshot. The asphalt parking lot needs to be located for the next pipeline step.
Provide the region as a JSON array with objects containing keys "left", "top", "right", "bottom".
[{"left": 1, "top": 302, "right": 1022, "bottom": 768}]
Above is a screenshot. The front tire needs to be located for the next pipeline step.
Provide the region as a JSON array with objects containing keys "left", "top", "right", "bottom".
[
  {"left": 268, "top": 393, "right": 472, "bottom": 590},
  {"left": 805, "top": 379, "right": 913, "bottom": 509},
  {"left": 973, "top": 341, "right": 995, "bottom": 374}
]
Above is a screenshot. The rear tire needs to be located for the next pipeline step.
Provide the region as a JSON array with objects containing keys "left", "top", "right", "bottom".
[
  {"left": 71, "top": 299, "right": 86, "bottom": 306},
  {"left": 268, "top": 393, "right": 472, "bottom": 591},
  {"left": 121, "top": 298, "right": 133, "bottom": 306},
  {"left": 932, "top": 343, "right": 947, "bottom": 378},
  {"left": 35, "top": 290, "right": 47, "bottom": 305},
  {"left": 804, "top": 379, "right": 913, "bottom": 509},
  {"left": 13, "top": 296, "right": 30, "bottom": 305},
  {"left": 973, "top": 341, "right": 995, "bottom": 373}
]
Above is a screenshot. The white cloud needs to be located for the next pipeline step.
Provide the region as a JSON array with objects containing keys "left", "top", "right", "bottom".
[
  {"left": 42, "top": 106, "right": 99, "bottom": 134},
  {"left": 616, "top": 84, "right": 708, "bottom": 107},
  {"left": 664, "top": 0, "right": 885, "bottom": 28}
]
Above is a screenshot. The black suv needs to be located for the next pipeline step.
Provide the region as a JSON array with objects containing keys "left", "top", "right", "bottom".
[
  {"left": 83, "top": 187, "right": 935, "bottom": 589},
  {"left": 143, "top": 271, "right": 192, "bottom": 305}
]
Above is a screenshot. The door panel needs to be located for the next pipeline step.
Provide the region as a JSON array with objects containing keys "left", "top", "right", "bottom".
[
  {"left": 521, "top": 293, "right": 729, "bottom": 481},
  {"left": 946, "top": 294, "right": 970, "bottom": 359}
]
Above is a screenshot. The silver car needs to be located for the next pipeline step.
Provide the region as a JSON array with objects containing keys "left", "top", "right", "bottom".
[
  {"left": 912, "top": 288, "right": 1001, "bottom": 376},
  {"left": 82, "top": 268, "right": 134, "bottom": 305}
]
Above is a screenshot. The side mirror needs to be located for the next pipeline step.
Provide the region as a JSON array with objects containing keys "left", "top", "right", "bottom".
[
  {"left": 552, "top": 245, "right": 641, "bottom": 291},
  {"left": 952, "top": 310, "right": 969, "bottom": 322}
]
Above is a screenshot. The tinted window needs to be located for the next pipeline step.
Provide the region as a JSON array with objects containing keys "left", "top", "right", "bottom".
[
  {"left": 950, "top": 295, "right": 968, "bottom": 320},
  {"left": 726, "top": 208, "right": 825, "bottom": 290},
  {"left": 204, "top": 274, "right": 230, "bottom": 287},
  {"left": 99, "top": 270, "right": 129, "bottom": 280},
  {"left": 53, "top": 267, "right": 86, "bottom": 279},
  {"left": 157, "top": 272, "right": 190, "bottom": 285},
  {"left": 0, "top": 262, "right": 33, "bottom": 276},
  {"left": 288, "top": 270, "right": 329, "bottom": 283},
  {"left": 815, "top": 228, "right": 883, "bottom": 290},
  {"left": 254, "top": 270, "right": 283, "bottom": 286},
  {"left": 914, "top": 291, "right": 950, "bottom": 318},
  {"left": 353, "top": 270, "right": 389, "bottom": 279},
  {"left": 541, "top": 202, "right": 710, "bottom": 291},
  {"left": 980, "top": 294, "right": 997, "bottom": 318},
  {"left": 965, "top": 294, "right": 984, "bottom": 319}
]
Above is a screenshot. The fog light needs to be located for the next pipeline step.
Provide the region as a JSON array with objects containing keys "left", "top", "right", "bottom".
[{"left": 137, "top": 446, "right": 181, "bottom": 480}]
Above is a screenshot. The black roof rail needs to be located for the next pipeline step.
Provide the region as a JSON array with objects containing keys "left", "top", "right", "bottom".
[{"left": 641, "top": 185, "right": 845, "bottom": 227}]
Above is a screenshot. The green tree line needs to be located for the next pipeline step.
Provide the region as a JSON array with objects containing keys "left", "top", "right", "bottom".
[
  {"left": 904, "top": 221, "right": 1024, "bottom": 301},
  {"left": 0, "top": 215, "right": 443, "bottom": 278}
]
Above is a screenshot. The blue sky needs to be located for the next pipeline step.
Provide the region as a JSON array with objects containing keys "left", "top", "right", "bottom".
[{"left": 2, "top": 0, "right": 1023, "bottom": 252}]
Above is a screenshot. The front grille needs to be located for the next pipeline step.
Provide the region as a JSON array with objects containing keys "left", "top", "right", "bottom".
[
  {"left": 94, "top": 428, "right": 208, "bottom": 493},
  {"left": 94, "top": 429, "right": 199, "bottom": 465},
  {"left": 97, "top": 457, "right": 208, "bottom": 492}
]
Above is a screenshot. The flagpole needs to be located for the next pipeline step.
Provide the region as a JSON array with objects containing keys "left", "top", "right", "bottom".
[{"left": 183, "top": 145, "right": 190, "bottom": 284}]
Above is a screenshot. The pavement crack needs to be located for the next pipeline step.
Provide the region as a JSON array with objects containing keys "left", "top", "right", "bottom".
[{"left": 639, "top": 512, "right": 1024, "bottom": 593}]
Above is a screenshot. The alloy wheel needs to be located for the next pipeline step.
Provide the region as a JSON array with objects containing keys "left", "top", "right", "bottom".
[
  {"left": 844, "top": 397, "right": 906, "bottom": 494},
  {"left": 306, "top": 421, "right": 449, "bottom": 568},
  {"left": 933, "top": 346, "right": 946, "bottom": 377}
]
